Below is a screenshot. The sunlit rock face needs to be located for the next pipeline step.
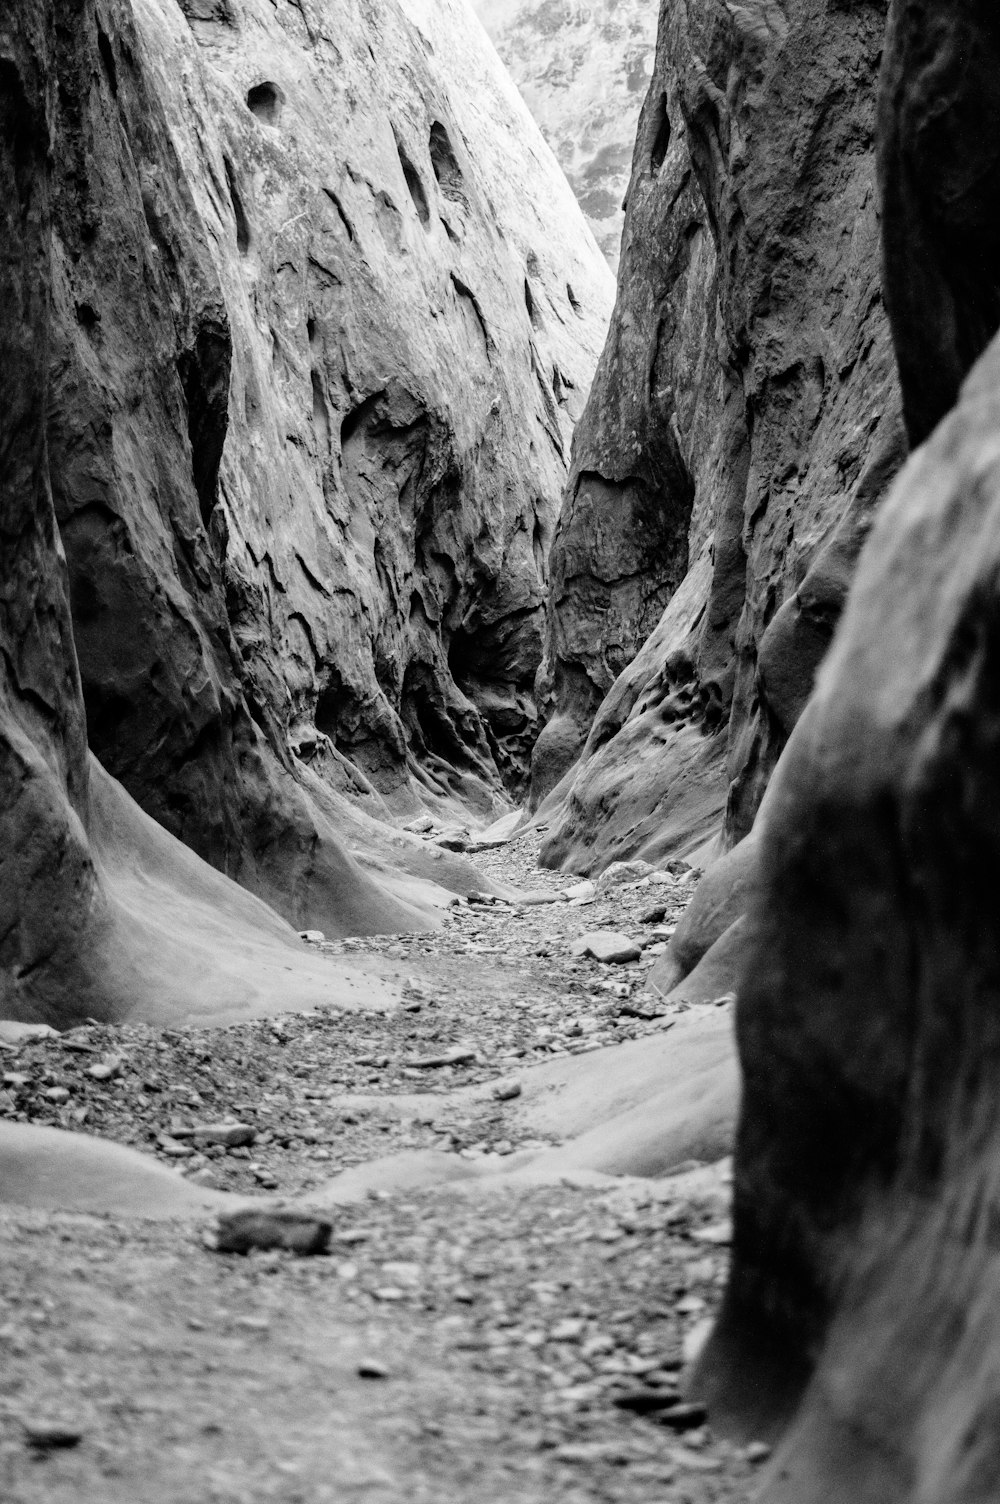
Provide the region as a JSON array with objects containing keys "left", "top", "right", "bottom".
[
  {"left": 534, "top": 0, "right": 904, "bottom": 874},
  {"left": 471, "top": 0, "right": 657, "bottom": 271},
  {"left": 43, "top": 0, "right": 613, "bottom": 938}
]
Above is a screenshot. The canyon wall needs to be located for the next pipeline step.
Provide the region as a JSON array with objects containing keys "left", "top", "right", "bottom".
[
  {"left": 534, "top": 0, "right": 905, "bottom": 874},
  {"left": 1, "top": 0, "right": 613, "bottom": 1020},
  {"left": 41, "top": 0, "right": 613, "bottom": 935},
  {"left": 692, "top": 3, "right": 1000, "bottom": 1498},
  {"left": 0, "top": 0, "right": 416, "bottom": 1026}
]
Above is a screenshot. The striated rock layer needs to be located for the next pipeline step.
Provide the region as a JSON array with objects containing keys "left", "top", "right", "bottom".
[
  {"left": 44, "top": 0, "right": 612, "bottom": 934},
  {"left": 535, "top": 0, "right": 905, "bottom": 874}
]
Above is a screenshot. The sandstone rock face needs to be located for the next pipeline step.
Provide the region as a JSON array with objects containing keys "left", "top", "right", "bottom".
[
  {"left": 534, "top": 0, "right": 905, "bottom": 871},
  {"left": 470, "top": 0, "right": 658, "bottom": 270},
  {"left": 699, "top": 331, "right": 1000, "bottom": 1502},
  {"left": 0, "top": 0, "right": 415, "bottom": 1027},
  {"left": 45, "top": 0, "right": 612, "bottom": 932}
]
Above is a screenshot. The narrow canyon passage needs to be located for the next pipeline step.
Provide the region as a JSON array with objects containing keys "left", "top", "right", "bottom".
[
  {"left": 8, "top": 0, "right": 1000, "bottom": 1494},
  {"left": 0, "top": 831, "right": 754, "bottom": 1503}
]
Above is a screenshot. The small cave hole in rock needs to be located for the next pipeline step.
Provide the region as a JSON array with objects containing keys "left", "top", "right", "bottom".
[
  {"left": 75, "top": 302, "right": 100, "bottom": 330},
  {"left": 396, "top": 138, "right": 431, "bottom": 228},
  {"left": 177, "top": 317, "right": 233, "bottom": 531},
  {"left": 223, "top": 155, "right": 251, "bottom": 255},
  {"left": 311, "top": 368, "right": 330, "bottom": 453},
  {"left": 650, "top": 94, "right": 671, "bottom": 174},
  {"left": 428, "top": 120, "right": 465, "bottom": 200},
  {"left": 533, "top": 514, "right": 548, "bottom": 578},
  {"left": 97, "top": 28, "right": 118, "bottom": 97},
  {"left": 247, "top": 81, "right": 284, "bottom": 126},
  {"left": 524, "top": 278, "right": 542, "bottom": 331}
]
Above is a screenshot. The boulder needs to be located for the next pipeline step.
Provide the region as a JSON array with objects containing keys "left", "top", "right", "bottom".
[{"left": 569, "top": 932, "right": 642, "bottom": 964}]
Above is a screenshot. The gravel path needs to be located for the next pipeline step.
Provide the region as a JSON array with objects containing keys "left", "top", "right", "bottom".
[{"left": 0, "top": 831, "right": 760, "bottom": 1501}]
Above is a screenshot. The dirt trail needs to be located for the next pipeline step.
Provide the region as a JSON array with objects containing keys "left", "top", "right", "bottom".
[{"left": 0, "top": 832, "right": 758, "bottom": 1502}]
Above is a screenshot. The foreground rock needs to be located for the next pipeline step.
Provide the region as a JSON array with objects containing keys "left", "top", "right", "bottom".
[
  {"left": 42, "top": 0, "right": 613, "bottom": 947},
  {"left": 534, "top": 0, "right": 904, "bottom": 868},
  {"left": 697, "top": 17, "right": 1000, "bottom": 1477}
]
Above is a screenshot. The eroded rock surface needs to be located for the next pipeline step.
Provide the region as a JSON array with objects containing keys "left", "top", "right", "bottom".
[
  {"left": 698, "top": 331, "right": 1000, "bottom": 1502},
  {"left": 535, "top": 0, "right": 904, "bottom": 871},
  {"left": 0, "top": 0, "right": 416, "bottom": 1026},
  {"left": 45, "top": 0, "right": 613, "bottom": 935},
  {"left": 696, "top": 3, "right": 1000, "bottom": 1494}
]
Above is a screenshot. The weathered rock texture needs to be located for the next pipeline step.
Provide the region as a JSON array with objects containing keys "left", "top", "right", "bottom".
[
  {"left": 0, "top": 0, "right": 409, "bottom": 1027},
  {"left": 535, "top": 0, "right": 905, "bottom": 874},
  {"left": 42, "top": 0, "right": 612, "bottom": 936},
  {"left": 471, "top": 0, "right": 658, "bottom": 270},
  {"left": 700, "top": 334, "right": 1000, "bottom": 1504},
  {"left": 696, "top": 4, "right": 1000, "bottom": 1495}
]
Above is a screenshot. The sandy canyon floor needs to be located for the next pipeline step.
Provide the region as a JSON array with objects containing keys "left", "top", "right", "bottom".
[{"left": 0, "top": 832, "right": 761, "bottom": 1502}]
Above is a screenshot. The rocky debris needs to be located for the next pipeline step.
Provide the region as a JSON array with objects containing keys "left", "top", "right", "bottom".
[
  {"left": 0, "top": 1167, "right": 756, "bottom": 1500},
  {"left": 0, "top": 830, "right": 708, "bottom": 1198},
  {"left": 212, "top": 1209, "right": 333, "bottom": 1257},
  {"left": 532, "top": 0, "right": 905, "bottom": 864},
  {"left": 0, "top": 825, "right": 749, "bottom": 1493},
  {"left": 471, "top": 0, "right": 658, "bottom": 271}
]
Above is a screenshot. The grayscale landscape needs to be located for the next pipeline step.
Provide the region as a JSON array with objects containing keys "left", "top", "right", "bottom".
[{"left": 1, "top": 0, "right": 998, "bottom": 1500}]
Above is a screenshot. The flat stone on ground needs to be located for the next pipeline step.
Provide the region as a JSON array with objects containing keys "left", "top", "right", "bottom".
[{"left": 569, "top": 932, "right": 643, "bottom": 964}]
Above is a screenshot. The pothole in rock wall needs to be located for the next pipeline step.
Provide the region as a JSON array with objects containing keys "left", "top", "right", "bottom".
[
  {"left": 394, "top": 134, "right": 431, "bottom": 229},
  {"left": 428, "top": 119, "right": 467, "bottom": 204},
  {"left": 246, "top": 80, "right": 284, "bottom": 128}
]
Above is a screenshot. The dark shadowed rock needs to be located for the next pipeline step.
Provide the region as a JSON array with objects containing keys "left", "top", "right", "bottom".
[
  {"left": 213, "top": 1208, "right": 332, "bottom": 1256},
  {"left": 697, "top": 136, "right": 1000, "bottom": 1504},
  {"left": 534, "top": 0, "right": 904, "bottom": 871},
  {"left": 879, "top": 0, "right": 1000, "bottom": 448}
]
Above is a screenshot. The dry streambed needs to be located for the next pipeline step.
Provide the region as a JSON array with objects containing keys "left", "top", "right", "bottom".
[{"left": 0, "top": 834, "right": 757, "bottom": 1501}]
